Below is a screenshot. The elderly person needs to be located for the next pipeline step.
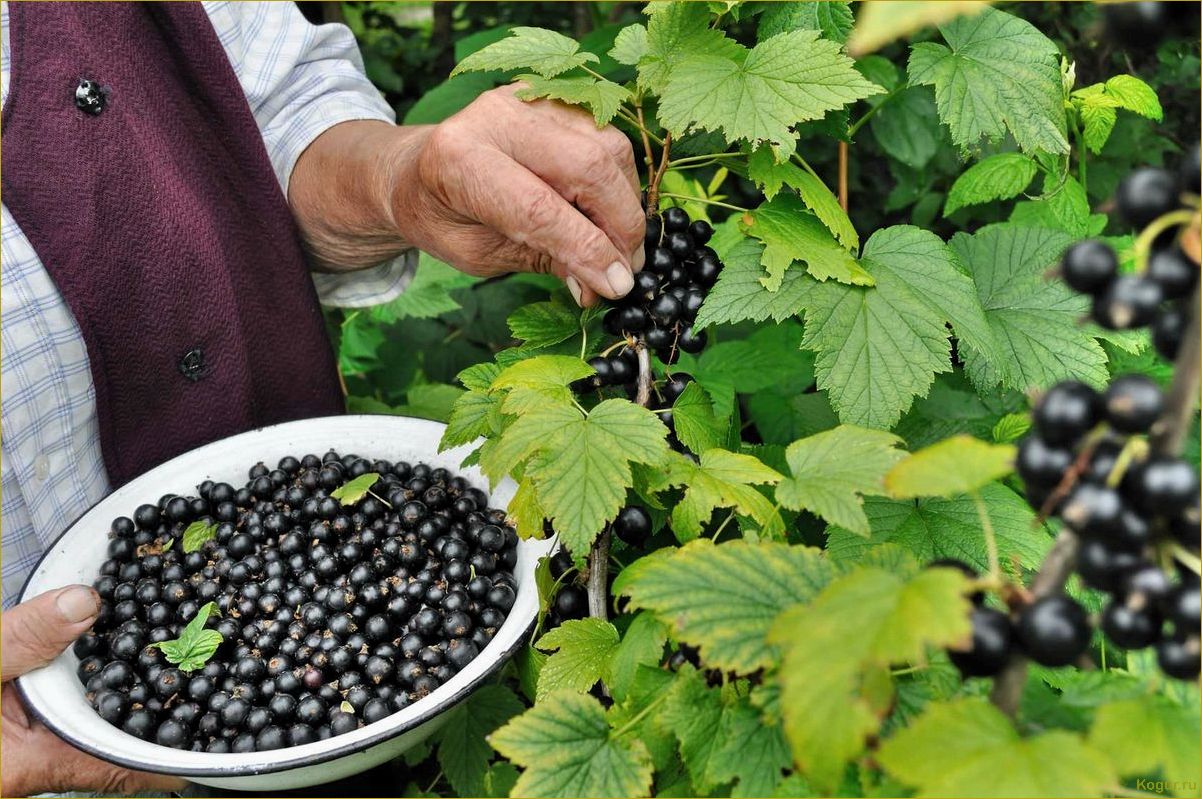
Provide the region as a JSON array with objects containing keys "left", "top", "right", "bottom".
[{"left": 0, "top": 3, "right": 642, "bottom": 794}]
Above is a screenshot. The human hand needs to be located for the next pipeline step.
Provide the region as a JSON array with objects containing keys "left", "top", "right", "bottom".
[
  {"left": 389, "top": 84, "right": 646, "bottom": 307},
  {"left": 1, "top": 586, "right": 187, "bottom": 797}
]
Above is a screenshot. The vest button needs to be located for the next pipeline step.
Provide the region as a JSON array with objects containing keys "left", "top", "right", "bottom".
[
  {"left": 74, "top": 78, "right": 106, "bottom": 115},
  {"left": 179, "top": 348, "right": 207, "bottom": 381}
]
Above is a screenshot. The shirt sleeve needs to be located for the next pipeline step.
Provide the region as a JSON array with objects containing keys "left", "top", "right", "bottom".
[{"left": 203, "top": 1, "right": 413, "bottom": 307}]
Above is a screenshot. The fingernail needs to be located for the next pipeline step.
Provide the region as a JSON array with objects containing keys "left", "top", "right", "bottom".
[
  {"left": 606, "top": 261, "right": 634, "bottom": 297},
  {"left": 56, "top": 586, "right": 99, "bottom": 624},
  {"left": 631, "top": 247, "right": 646, "bottom": 273},
  {"left": 566, "top": 276, "right": 584, "bottom": 307}
]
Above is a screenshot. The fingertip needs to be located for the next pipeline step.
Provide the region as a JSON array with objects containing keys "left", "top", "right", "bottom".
[
  {"left": 631, "top": 246, "right": 646, "bottom": 273},
  {"left": 54, "top": 585, "right": 100, "bottom": 625},
  {"left": 605, "top": 262, "right": 634, "bottom": 298}
]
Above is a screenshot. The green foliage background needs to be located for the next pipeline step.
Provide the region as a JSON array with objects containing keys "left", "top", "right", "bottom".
[{"left": 309, "top": 2, "right": 1202, "bottom": 797}]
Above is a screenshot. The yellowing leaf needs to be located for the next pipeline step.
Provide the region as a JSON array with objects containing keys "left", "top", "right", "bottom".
[
  {"left": 535, "top": 618, "right": 621, "bottom": 699},
  {"left": 877, "top": 698, "right": 1118, "bottom": 797},
  {"left": 492, "top": 355, "right": 594, "bottom": 415},
  {"left": 515, "top": 75, "right": 631, "bottom": 127},
  {"left": 330, "top": 472, "right": 381, "bottom": 505},
  {"left": 740, "top": 194, "right": 871, "bottom": 290},
  {"left": 452, "top": 27, "right": 599, "bottom": 78},
  {"left": 647, "top": 449, "right": 783, "bottom": 540},
  {"left": 1089, "top": 697, "right": 1201, "bottom": 793},
  {"left": 769, "top": 567, "right": 972, "bottom": 791},
  {"left": 886, "top": 435, "right": 1015, "bottom": 499},
  {"left": 847, "top": 1, "right": 988, "bottom": 57},
  {"left": 777, "top": 425, "right": 906, "bottom": 536}
]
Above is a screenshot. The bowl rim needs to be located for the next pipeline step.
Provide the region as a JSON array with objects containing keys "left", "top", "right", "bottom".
[{"left": 14, "top": 414, "right": 542, "bottom": 778}]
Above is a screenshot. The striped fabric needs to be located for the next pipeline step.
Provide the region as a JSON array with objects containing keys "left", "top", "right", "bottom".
[{"left": 1, "top": 1, "right": 414, "bottom": 606}]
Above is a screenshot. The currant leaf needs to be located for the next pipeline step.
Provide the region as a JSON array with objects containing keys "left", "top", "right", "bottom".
[
  {"left": 452, "top": 27, "right": 599, "bottom": 78},
  {"left": 740, "top": 194, "right": 870, "bottom": 289},
  {"left": 535, "top": 618, "right": 621, "bottom": 699},
  {"left": 433, "top": 685, "right": 525, "bottom": 797},
  {"left": 885, "top": 435, "right": 1015, "bottom": 499}
]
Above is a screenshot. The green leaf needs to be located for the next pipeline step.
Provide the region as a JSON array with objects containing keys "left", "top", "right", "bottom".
[
  {"left": 777, "top": 425, "right": 906, "bottom": 536},
  {"left": 369, "top": 255, "right": 476, "bottom": 323},
  {"left": 694, "top": 239, "right": 813, "bottom": 329},
  {"left": 951, "top": 223, "right": 1109, "bottom": 393},
  {"left": 944, "top": 153, "right": 1039, "bottom": 215},
  {"left": 515, "top": 75, "right": 631, "bottom": 127},
  {"left": 1009, "top": 176, "right": 1106, "bottom": 238},
  {"left": 604, "top": 613, "right": 668, "bottom": 703},
  {"left": 907, "top": 6, "right": 1069, "bottom": 154},
  {"left": 826, "top": 484, "right": 1052, "bottom": 574},
  {"left": 433, "top": 685, "right": 525, "bottom": 797},
  {"left": 769, "top": 567, "right": 973, "bottom": 791},
  {"left": 1089, "top": 696, "right": 1200, "bottom": 791},
  {"left": 799, "top": 225, "right": 994, "bottom": 429},
  {"left": 535, "top": 618, "right": 621, "bottom": 699},
  {"left": 512, "top": 400, "right": 669, "bottom": 555},
  {"left": 442, "top": 390, "right": 503, "bottom": 450},
  {"left": 638, "top": 3, "right": 743, "bottom": 96},
  {"left": 671, "top": 383, "right": 727, "bottom": 454},
  {"left": 398, "top": 384, "right": 464, "bottom": 423},
  {"left": 483, "top": 762, "right": 520, "bottom": 798},
  {"left": 991, "top": 412, "right": 1031, "bottom": 443},
  {"left": 507, "top": 302, "right": 580, "bottom": 349},
  {"left": 741, "top": 195, "right": 869, "bottom": 289},
  {"left": 758, "top": 1, "right": 854, "bottom": 44},
  {"left": 182, "top": 520, "right": 218, "bottom": 554},
  {"left": 151, "top": 601, "right": 223, "bottom": 673},
  {"left": 660, "top": 668, "right": 728, "bottom": 792},
  {"left": 710, "top": 695, "right": 793, "bottom": 796},
  {"left": 404, "top": 73, "right": 496, "bottom": 125},
  {"left": 616, "top": 539, "right": 833, "bottom": 673},
  {"left": 647, "top": 450, "right": 783, "bottom": 540},
  {"left": 877, "top": 698, "right": 1118, "bottom": 797},
  {"left": 869, "top": 86, "right": 942, "bottom": 168},
  {"left": 459, "top": 362, "right": 503, "bottom": 392},
  {"left": 746, "top": 149, "right": 859, "bottom": 251},
  {"left": 659, "top": 30, "right": 883, "bottom": 151},
  {"left": 1095, "top": 74, "right": 1163, "bottom": 120},
  {"left": 489, "top": 690, "right": 653, "bottom": 798},
  {"left": 452, "top": 27, "right": 599, "bottom": 78},
  {"left": 687, "top": 324, "right": 813, "bottom": 419},
  {"left": 609, "top": 24, "right": 647, "bottom": 66},
  {"left": 493, "top": 355, "right": 594, "bottom": 414},
  {"left": 331, "top": 472, "right": 381, "bottom": 506},
  {"left": 885, "top": 435, "right": 1015, "bottom": 499}
]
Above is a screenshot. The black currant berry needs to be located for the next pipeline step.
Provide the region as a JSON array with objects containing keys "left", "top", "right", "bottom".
[
  {"left": 1156, "top": 636, "right": 1201, "bottom": 681},
  {"left": 648, "top": 293, "right": 683, "bottom": 326},
  {"left": 1152, "top": 303, "right": 1187, "bottom": 360},
  {"left": 1146, "top": 247, "right": 1199, "bottom": 299},
  {"left": 691, "top": 254, "right": 721, "bottom": 288},
  {"left": 1101, "top": 602, "right": 1162, "bottom": 649},
  {"left": 1060, "top": 483, "right": 1125, "bottom": 539},
  {"left": 1104, "top": 374, "right": 1164, "bottom": 434},
  {"left": 1016, "top": 595, "right": 1092, "bottom": 667},
  {"left": 1092, "top": 276, "right": 1164, "bottom": 330},
  {"left": 1016, "top": 436, "right": 1073, "bottom": 488},
  {"left": 1165, "top": 585, "right": 1201, "bottom": 630},
  {"left": 677, "top": 326, "right": 707, "bottom": 354},
  {"left": 1032, "top": 381, "right": 1101, "bottom": 446},
  {"left": 1077, "top": 538, "right": 1143, "bottom": 593},
  {"left": 949, "top": 607, "right": 1014, "bottom": 677},
  {"left": 1116, "top": 166, "right": 1178, "bottom": 229},
  {"left": 612, "top": 506, "right": 652, "bottom": 547},
  {"left": 662, "top": 207, "right": 689, "bottom": 232},
  {"left": 1060, "top": 240, "right": 1118, "bottom": 295},
  {"left": 1123, "top": 456, "right": 1198, "bottom": 515}
]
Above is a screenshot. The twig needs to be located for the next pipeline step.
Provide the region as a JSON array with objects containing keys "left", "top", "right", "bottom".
[
  {"left": 587, "top": 346, "right": 652, "bottom": 623},
  {"left": 634, "top": 104, "right": 656, "bottom": 176},
  {"left": 1150, "top": 284, "right": 1200, "bottom": 455},
  {"left": 837, "top": 141, "right": 849, "bottom": 212},
  {"left": 646, "top": 133, "right": 673, "bottom": 214},
  {"left": 990, "top": 277, "right": 1201, "bottom": 718}
]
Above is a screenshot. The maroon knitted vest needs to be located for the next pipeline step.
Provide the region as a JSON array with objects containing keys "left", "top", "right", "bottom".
[{"left": 1, "top": 2, "right": 345, "bottom": 486}]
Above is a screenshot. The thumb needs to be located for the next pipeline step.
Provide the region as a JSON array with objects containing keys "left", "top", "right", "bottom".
[{"left": 2, "top": 586, "right": 100, "bottom": 680}]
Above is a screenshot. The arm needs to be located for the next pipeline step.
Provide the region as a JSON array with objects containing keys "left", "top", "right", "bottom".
[{"left": 287, "top": 85, "right": 646, "bottom": 306}]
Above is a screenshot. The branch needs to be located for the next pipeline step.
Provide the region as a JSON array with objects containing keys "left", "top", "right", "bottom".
[
  {"left": 837, "top": 141, "right": 849, "bottom": 212},
  {"left": 990, "top": 269, "right": 1201, "bottom": 718},
  {"left": 588, "top": 346, "right": 652, "bottom": 622},
  {"left": 645, "top": 133, "right": 673, "bottom": 214}
]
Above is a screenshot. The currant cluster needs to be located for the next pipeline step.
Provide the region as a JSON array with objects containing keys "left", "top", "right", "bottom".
[
  {"left": 1057, "top": 144, "right": 1200, "bottom": 358},
  {"left": 73, "top": 452, "right": 519, "bottom": 752},
  {"left": 574, "top": 206, "right": 721, "bottom": 393},
  {"left": 1008, "top": 377, "right": 1199, "bottom": 680}
]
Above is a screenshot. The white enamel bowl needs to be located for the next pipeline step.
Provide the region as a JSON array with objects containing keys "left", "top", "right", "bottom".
[{"left": 16, "top": 415, "right": 551, "bottom": 791}]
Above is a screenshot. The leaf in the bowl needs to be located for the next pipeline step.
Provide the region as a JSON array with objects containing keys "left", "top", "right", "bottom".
[
  {"left": 332, "top": 472, "right": 382, "bottom": 505},
  {"left": 153, "top": 601, "right": 223, "bottom": 672},
  {"left": 182, "top": 520, "right": 218, "bottom": 553}
]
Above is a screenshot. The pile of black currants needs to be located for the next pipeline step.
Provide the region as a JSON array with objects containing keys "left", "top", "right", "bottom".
[
  {"left": 949, "top": 376, "right": 1200, "bottom": 681},
  {"left": 73, "top": 452, "right": 520, "bottom": 752},
  {"left": 575, "top": 205, "right": 721, "bottom": 392},
  {"left": 1058, "top": 143, "right": 1199, "bottom": 357}
]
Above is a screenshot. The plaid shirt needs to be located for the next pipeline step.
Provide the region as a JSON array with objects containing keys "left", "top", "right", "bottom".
[{"left": 1, "top": 1, "right": 415, "bottom": 607}]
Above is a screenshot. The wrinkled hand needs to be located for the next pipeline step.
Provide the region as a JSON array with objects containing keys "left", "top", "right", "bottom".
[
  {"left": 391, "top": 84, "right": 646, "bottom": 307},
  {"left": 1, "top": 586, "right": 186, "bottom": 797}
]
